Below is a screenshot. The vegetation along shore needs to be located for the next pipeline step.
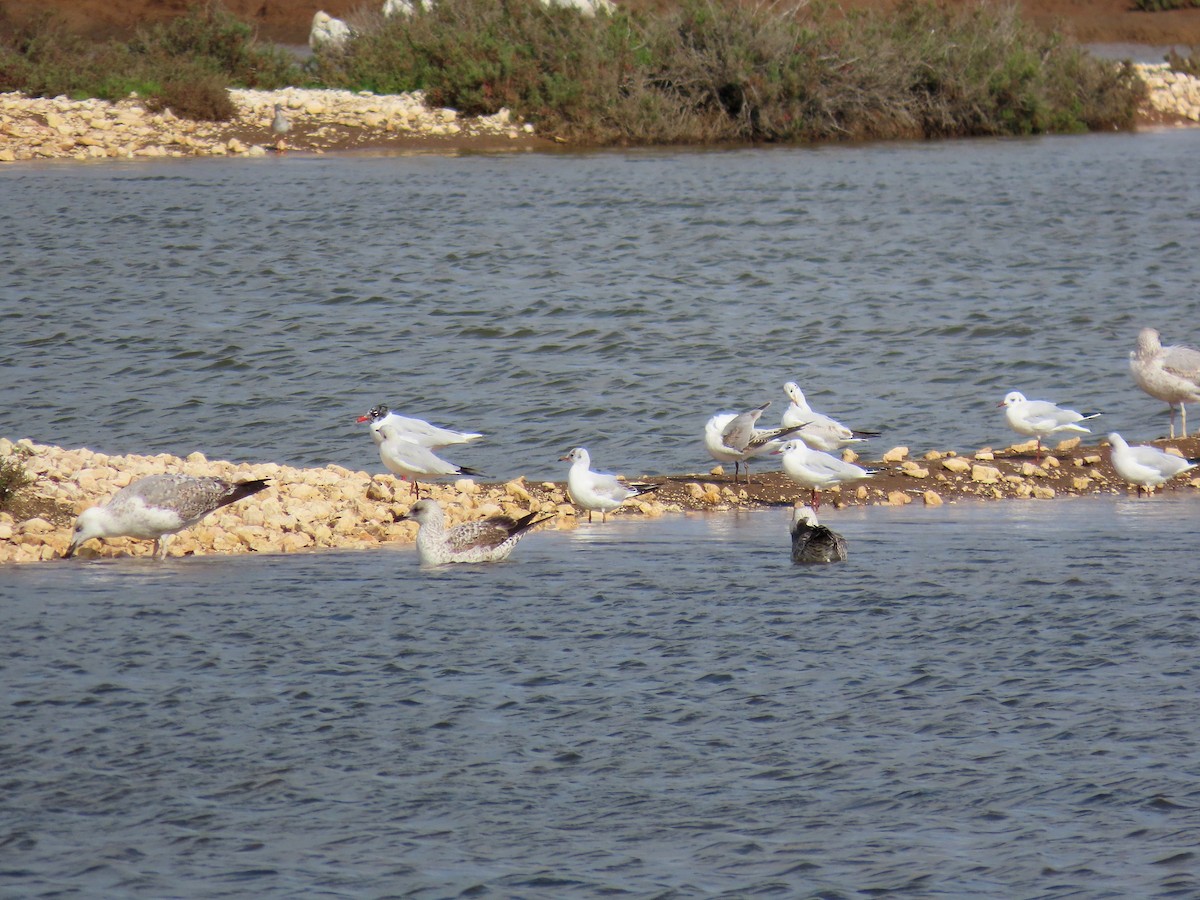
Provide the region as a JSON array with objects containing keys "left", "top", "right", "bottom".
[
  {"left": 1, "top": 0, "right": 1199, "bottom": 163},
  {"left": 3, "top": 434, "right": 1198, "bottom": 563}
]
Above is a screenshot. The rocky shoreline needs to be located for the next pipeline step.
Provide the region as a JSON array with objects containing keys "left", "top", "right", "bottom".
[
  {"left": 3, "top": 434, "right": 1198, "bottom": 563},
  {"left": 1, "top": 62, "right": 1197, "bottom": 163}
]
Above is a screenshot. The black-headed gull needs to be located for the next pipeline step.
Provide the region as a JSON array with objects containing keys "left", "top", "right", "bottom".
[
  {"left": 999, "top": 391, "right": 1098, "bottom": 462},
  {"left": 1129, "top": 328, "right": 1200, "bottom": 439},
  {"left": 64, "top": 473, "right": 270, "bottom": 559},
  {"left": 705, "top": 401, "right": 802, "bottom": 484},
  {"left": 397, "top": 498, "right": 551, "bottom": 565},
  {"left": 560, "top": 447, "right": 656, "bottom": 522},
  {"left": 790, "top": 502, "right": 848, "bottom": 564},
  {"left": 781, "top": 381, "right": 879, "bottom": 452},
  {"left": 375, "top": 421, "right": 484, "bottom": 496},
  {"left": 773, "top": 439, "right": 874, "bottom": 510},
  {"left": 357, "top": 404, "right": 483, "bottom": 449},
  {"left": 1107, "top": 432, "right": 1198, "bottom": 494}
]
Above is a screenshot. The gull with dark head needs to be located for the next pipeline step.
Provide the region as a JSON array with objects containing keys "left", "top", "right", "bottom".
[
  {"left": 1129, "top": 327, "right": 1200, "bottom": 438},
  {"left": 560, "top": 447, "right": 656, "bottom": 522},
  {"left": 398, "top": 498, "right": 551, "bottom": 565},
  {"left": 357, "top": 403, "right": 483, "bottom": 449},
  {"left": 1107, "top": 432, "right": 1198, "bottom": 495},
  {"left": 64, "top": 473, "right": 270, "bottom": 559},
  {"left": 999, "top": 391, "right": 1098, "bottom": 463}
]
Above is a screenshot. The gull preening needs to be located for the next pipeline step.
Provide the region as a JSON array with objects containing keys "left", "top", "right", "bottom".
[
  {"left": 1000, "top": 391, "right": 1098, "bottom": 463},
  {"left": 781, "top": 381, "right": 879, "bottom": 452},
  {"left": 398, "top": 498, "right": 551, "bottom": 565},
  {"left": 790, "top": 503, "right": 848, "bottom": 564},
  {"left": 357, "top": 403, "right": 483, "bottom": 449},
  {"left": 705, "top": 401, "right": 802, "bottom": 484},
  {"left": 375, "top": 421, "right": 484, "bottom": 496},
  {"left": 1129, "top": 327, "right": 1200, "bottom": 438},
  {"left": 1107, "top": 432, "right": 1199, "bottom": 494},
  {"left": 774, "top": 439, "right": 875, "bottom": 511},
  {"left": 64, "top": 473, "right": 270, "bottom": 559},
  {"left": 560, "top": 447, "right": 656, "bottom": 522}
]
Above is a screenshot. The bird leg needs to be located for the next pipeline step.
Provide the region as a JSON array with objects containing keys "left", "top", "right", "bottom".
[
  {"left": 1182, "top": 403, "right": 1189, "bottom": 439},
  {"left": 810, "top": 488, "right": 821, "bottom": 512},
  {"left": 154, "top": 535, "right": 171, "bottom": 560}
]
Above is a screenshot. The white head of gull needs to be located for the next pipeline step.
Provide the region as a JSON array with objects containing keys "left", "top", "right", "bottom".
[
  {"left": 559, "top": 447, "right": 656, "bottom": 522},
  {"left": 773, "top": 438, "right": 874, "bottom": 511},
  {"left": 64, "top": 473, "right": 270, "bottom": 559},
  {"left": 1107, "top": 432, "right": 1199, "bottom": 494},
  {"left": 375, "top": 421, "right": 484, "bottom": 497},
  {"left": 999, "top": 391, "right": 1098, "bottom": 462},
  {"left": 1128, "top": 327, "right": 1200, "bottom": 439},
  {"left": 398, "top": 498, "right": 551, "bottom": 565}
]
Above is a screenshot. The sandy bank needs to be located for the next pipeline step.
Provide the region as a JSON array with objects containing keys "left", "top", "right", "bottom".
[{"left": 3, "top": 434, "right": 1198, "bottom": 563}]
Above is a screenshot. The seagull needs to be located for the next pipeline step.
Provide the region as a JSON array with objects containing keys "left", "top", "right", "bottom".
[
  {"left": 781, "top": 381, "right": 879, "bottom": 452},
  {"left": 773, "top": 439, "right": 875, "bottom": 511},
  {"left": 560, "top": 447, "right": 656, "bottom": 522},
  {"left": 397, "top": 498, "right": 551, "bottom": 565},
  {"left": 63, "top": 473, "right": 270, "bottom": 559},
  {"left": 271, "top": 103, "right": 291, "bottom": 152},
  {"left": 704, "top": 401, "right": 803, "bottom": 484},
  {"left": 790, "top": 502, "right": 848, "bottom": 564},
  {"left": 1107, "top": 432, "right": 1198, "bottom": 495},
  {"left": 357, "top": 404, "right": 483, "bottom": 450},
  {"left": 1129, "top": 327, "right": 1200, "bottom": 438},
  {"left": 376, "top": 421, "right": 484, "bottom": 496},
  {"left": 999, "top": 391, "right": 1098, "bottom": 463}
]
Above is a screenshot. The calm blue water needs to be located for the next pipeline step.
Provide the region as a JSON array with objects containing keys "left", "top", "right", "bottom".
[{"left": 2, "top": 131, "right": 1200, "bottom": 896}]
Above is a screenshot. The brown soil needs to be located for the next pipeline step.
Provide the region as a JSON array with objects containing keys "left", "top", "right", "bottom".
[{"left": 7, "top": 0, "right": 1200, "bottom": 46}]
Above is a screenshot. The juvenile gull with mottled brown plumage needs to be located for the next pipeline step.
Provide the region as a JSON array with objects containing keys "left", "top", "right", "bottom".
[{"left": 398, "top": 498, "right": 551, "bottom": 565}]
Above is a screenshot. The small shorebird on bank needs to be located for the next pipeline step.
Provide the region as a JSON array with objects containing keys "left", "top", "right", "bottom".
[
  {"left": 1129, "top": 327, "right": 1200, "bottom": 438},
  {"left": 789, "top": 502, "right": 848, "bottom": 564},
  {"left": 560, "top": 447, "right": 656, "bottom": 522},
  {"left": 398, "top": 498, "right": 551, "bottom": 565},
  {"left": 774, "top": 439, "right": 875, "bottom": 511},
  {"left": 999, "top": 391, "right": 1098, "bottom": 463},
  {"left": 375, "top": 421, "right": 484, "bottom": 496},
  {"left": 64, "top": 473, "right": 270, "bottom": 559},
  {"left": 357, "top": 403, "right": 483, "bottom": 450},
  {"left": 781, "top": 381, "right": 879, "bottom": 452},
  {"left": 271, "top": 103, "right": 291, "bottom": 152},
  {"left": 1107, "top": 432, "right": 1198, "bottom": 495},
  {"left": 705, "top": 401, "right": 803, "bottom": 484}
]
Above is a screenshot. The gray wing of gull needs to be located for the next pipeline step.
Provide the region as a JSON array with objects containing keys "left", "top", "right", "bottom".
[
  {"left": 114, "top": 474, "right": 247, "bottom": 526},
  {"left": 445, "top": 516, "right": 522, "bottom": 553},
  {"left": 1161, "top": 345, "right": 1200, "bottom": 383}
]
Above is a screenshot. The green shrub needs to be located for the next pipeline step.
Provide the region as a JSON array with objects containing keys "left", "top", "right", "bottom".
[
  {"left": 1132, "top": 0, "right": 1200, "bottom": 10},
  {"left": 1167, "top": 46, "right": 1200, "bottom": 77},
  {"left": 0, "top": 450, "right": 33, "bottom": 506}
]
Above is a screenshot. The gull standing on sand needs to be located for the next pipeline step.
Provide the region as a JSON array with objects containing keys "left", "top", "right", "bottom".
[
  {"left": 781, "top": 381, "right": 879, "bottom": 452},
  {"left": 560, "top": 447, "right": 656, "bottom": 522},
  {"left": 789, "top": 502, "right": 848, "bottom": 564},
  {"left": 271, "top": 103, "right": 291, "bottom": 151},
  {"left": 774, "top": 439, "right": 875, "bottom": 511},
  {"left": 1107, "top": 432, "right": 1198, "bottom": 494},
  {"left": 357, "top": 404, "right": 483, "bottom": 449},
  {"left": 375, "top": 421, "right": 484, "bottom": 496},
  {"left": 64, "top": 473, "right": 270, "bottom": 559},
  {"left": 999, "top": 391, "right": 1098, "bottom": 462},
  {"left": 398, "top": 498, "right": 551, "bottom": 565},
  {"left": 705, "top": 401, "right": 802, "bottom": 484},
  {"left": 1128, "top": 327, "right": 1200, "bottom": 438}
]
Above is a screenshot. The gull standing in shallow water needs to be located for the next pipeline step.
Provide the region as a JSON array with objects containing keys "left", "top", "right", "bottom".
[
  {"left": 375, "top": 421, "right": 484, "bottom": 496},
  {"left": 1107, "top": 432, "right": 1198, "bottom": 495},
  {"left": 64, "top": 473, "right": 270, "bottom": 559},
  {"left": 999, "top": 391, "right": 1098, "bottom": 463},
  {"left": 398, "top": 498, "right": 552, "bottom": 565},
  {"left": 790, "top": 503, "right": 848, "bottom": 564},
  {"left": 357, "top": 403, "right": 483, "bottom": 449},
  {"left": 560, "top": 447, "right": 656, "bottom": 522},
  {"left": 705, "top": 401, "right": 803, "bottom": 484},
  {"left": 774, "top": 439, "right": 875, "bottom": 511},
  {"left": 1128, "top": 327, "right": 1200, "bottom": 438},
  {"left": 781, "top": 381, "right": 879, "bottom": 452}
]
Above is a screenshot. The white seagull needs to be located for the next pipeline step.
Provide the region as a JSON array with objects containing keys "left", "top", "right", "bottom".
[
  {"left": 705, "top": 401, "right": 802, "bottom": 484},
  {"left": 375, "top": 421, "right": 484, "bottom": 496},
  {"left": 1107, "top": 432, "right": 1198, "bottom": 494},
  {"left": 790, "top": 502, "right": 848, "bottom": 564},
  {"left": 781, "top": 381, "right": 879, "bottom": 452},
  {"left": 1129, "top": 327, "right": 1200, "bottom": 439},
  {"left": 774, "top": 439, "right": 875, "bottom": 511},
  {"left": 560, "top": 447, "right": 656, "bottom": 522},
  {"left": 398, "top": 498, "right": 551, "bottom": 565},
  {"left": 357, "top": 403, "right": 483, "bottom": 449},
  {"left": 999, "top": 391, "right": 1098, "bottom": 462},
  {"left": 64, "top": 473, "right": 270, "bottom": 559}
]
